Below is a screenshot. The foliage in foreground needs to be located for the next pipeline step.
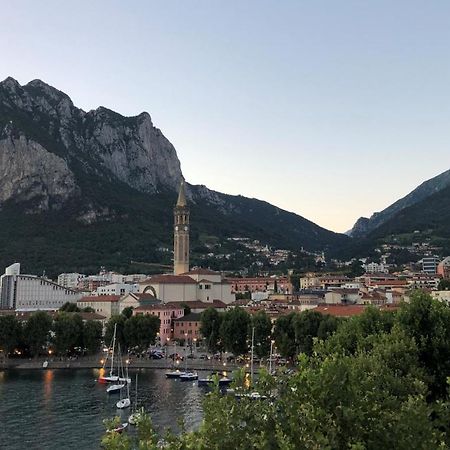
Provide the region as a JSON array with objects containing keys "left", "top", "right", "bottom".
[{"left": 102, "top": 292, "right": 450, "bottom": 449}]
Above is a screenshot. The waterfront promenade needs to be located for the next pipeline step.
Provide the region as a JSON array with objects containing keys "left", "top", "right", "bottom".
[{"left": 0, "top": 354, "right": 244, "bottom": 372}]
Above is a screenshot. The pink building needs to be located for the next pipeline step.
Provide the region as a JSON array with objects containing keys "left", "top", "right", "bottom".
[{"left": 133, "top": 304, "right": 184, "bottom": 344}]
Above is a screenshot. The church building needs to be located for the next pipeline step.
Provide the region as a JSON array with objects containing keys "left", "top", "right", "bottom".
[{"left": 139, "top": 180, "right": 235, "bottom": 304}]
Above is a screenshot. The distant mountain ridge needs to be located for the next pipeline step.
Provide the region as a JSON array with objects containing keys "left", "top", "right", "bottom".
[
  {"left": 348, "top": 169, "right": 450, "bottom": 237},
  {"left": 0, "top": 77, "right": 348, "bottom": 275}
]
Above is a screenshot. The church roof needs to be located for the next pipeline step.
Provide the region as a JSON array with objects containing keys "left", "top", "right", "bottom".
[
  {"left": 176, "top": 179, "right": 187, "bottom": 207},
  {"left": 142, "top": 275, "right": 197, "bottom": 285},
  {"left": 134, "top": 304, "right": 183, "bottom": 312},
  {"left": 166, "top": 299, "right": 228, "bottom": 309},
  {"left": 181, "top": 268, "right": 218, "bottom": 276}
]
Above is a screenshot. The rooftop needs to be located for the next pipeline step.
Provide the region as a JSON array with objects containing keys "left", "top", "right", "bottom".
[{"left": 78, "top": 295, "right": 121, "bottom": 303}]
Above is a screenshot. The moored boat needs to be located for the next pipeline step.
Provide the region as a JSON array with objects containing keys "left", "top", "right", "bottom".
[
  {"left": 107, "top": 383, "right": 125, "bottom": 394},
  {"left": 179, "top": 372, "right": 198, "bottom": 381},
  {"left": 106, "top": 422, "right": 128, "bottom": 434},
  {"left": 165, "top": 369, "right": 186, "bottom": 379},
  {"left": 116, "top": 397, "right": 131, "bottom": 409}
]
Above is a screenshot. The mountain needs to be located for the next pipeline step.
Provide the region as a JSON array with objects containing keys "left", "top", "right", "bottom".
[
  {"left": 0, "top": 77, "right": 349, "bottom": 276},
  {"left": 348, "top": 169, "right": 450, "bottom": 237},
  {"left": 367, "top": 183, "right": 450, "bottom": 247}
]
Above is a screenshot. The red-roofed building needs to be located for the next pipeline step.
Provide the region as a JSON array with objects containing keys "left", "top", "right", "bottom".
[
  {"left": 139, "top": 270, "right": 235, "bottom": 304},
  {"left": 77, "top": 295, "right": 121, "bottom": 319},
  {"left": 313, "top": 304, "right": 399, "bottom": 318},
  {"left": 133, "top": 304, "right": 184, "bottom": 344}
]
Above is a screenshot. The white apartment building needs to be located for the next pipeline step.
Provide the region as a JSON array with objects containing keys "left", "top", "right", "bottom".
[
  {"left": 0, "top": 263, "right": 81, "bottom": 311},
  {"left": 57, "top": 272, "right": 86, "bottom": 289},
  {"left": 362, "top": 262, "right": 388, "bottom": 274},
  {"left": 93, "top": 283, "right": 139, "bottom": 296}
]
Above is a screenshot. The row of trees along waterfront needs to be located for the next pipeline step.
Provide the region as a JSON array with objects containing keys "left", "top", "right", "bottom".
[
  {"left": 103, "top": 291, "right": 450, "bottom": 449},
  {"left": 0, "top": 303, "right": 160, "bottom": 357},
  {"left": 200, "top": 306, "right": 340, "bottom": 359}
]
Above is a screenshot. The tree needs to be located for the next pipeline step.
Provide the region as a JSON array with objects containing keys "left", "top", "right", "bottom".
[
  {"left": 52, "top": 312, "right": 83, "bottom": 355},
  {"left": 0, "top": 315, "right": 21, "bottom": 356},
  {"left": 180, "top": 302, "right": 191, "bottom": 315},
  {"left": 200, "top": 308, "right": 223, "bottom": 353},
  {"left": 273, "top": 313, "right": 297, "bottom": 359},
  {"left": 24, "top": 311, "right": 52, "bottom": 357},
  {"left": 349, "top": 259, "right": 365, "bottom": 277},
  {"left": 396, "top": 290, "right": 450, "bottom": 399},
  {"left": 123, "top": 314, "right": 160, "bottom": 350},
  {"left": 252, "top": 310, "right": 272, "bottom": 358},
  {"left": 101, "top": 293, "right": 450, "bottom": 450},
  {"left": 59, "top": 302, "right": 80, "bottom": 312},
  {"left": 83, "top": 320, "right": 103, "bottom": 354},
  {"left": 293, "top": 310, "right": 324, "bottom": 355},
  {"left": 438, "top": 279, "right": 450, "bottom": 290},
  {"left": 121, "top": 307, "right": 133, "bottom": 319},
  {"left": 82, "top": 306, "right": 96, "bottom": 313},
  {"left": 104, "top": 315, "right": 127, "bottom": 350},
  {"left": 220, "top": 308, "right": 251, "bottom": 355}
]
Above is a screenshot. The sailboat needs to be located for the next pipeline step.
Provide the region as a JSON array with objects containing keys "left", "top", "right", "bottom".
[
  {"left": 107, "top": 344, "right": 127, "bottom": 394},
  {"left": 99, "top": 324, "right": 120, "bottom": 383},
  {"left": 128, "top": 373, "right": 143, "bottom": 425},
  {"left": 116, "top": 357, "right": 131, "bottom": 409}
]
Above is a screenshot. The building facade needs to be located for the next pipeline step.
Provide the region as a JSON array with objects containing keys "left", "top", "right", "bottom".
[{"left": 0, "top": 263, "right": 81, "bottom": 311}]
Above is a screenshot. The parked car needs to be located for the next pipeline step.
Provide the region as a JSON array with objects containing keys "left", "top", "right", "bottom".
[
  {"left": 199, "top": 354, "right": 208, "bottom": 360},
  {"left": 169, "top": 353, "right": 184, "bottom": 361}
]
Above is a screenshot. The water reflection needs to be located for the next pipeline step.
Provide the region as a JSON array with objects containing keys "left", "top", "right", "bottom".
[
  {"left": 43, "top": 369, "right": 54, "bottom": 400},
  {"left": 0, "top": 369, "right": 203, "bottom": 450}
]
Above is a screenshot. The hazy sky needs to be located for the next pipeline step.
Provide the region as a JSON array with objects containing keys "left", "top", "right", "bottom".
[{"left": 1, "top": 1, "right": 449, "bottom": 232}]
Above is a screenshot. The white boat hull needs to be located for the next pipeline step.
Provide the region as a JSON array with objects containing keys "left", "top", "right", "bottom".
[
  {"left": 116, "top": 398, "right": 131, "bottom": 409},
  {"left": 107, "top": 383, "right": 125, "bottom": 393}
]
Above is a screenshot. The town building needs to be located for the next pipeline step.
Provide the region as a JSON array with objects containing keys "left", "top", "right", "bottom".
[
  {"left": 133, "top": 304, "right": 184, "bottom": 344},
  {"left": 437, "top": 257, "right": 450, "bottom": 279},
  {"left": 57, "top": 272, "right": 86, "bottom": 288},
  {"left": 173, "top": 312, "right": 202, "bottom": 343},
  {"left": 421, "top": 257, "right": 438, "bottom": 274},
  {"left": 324, "top": 289, "right": 360, "bottom": 305},
  {"left": 0, "top": 263, "right": 81, "bottom": 311},
  {"left": 93, "top": 282, "right": 139, "bottom": 296},
  {"left": 139, "top": 271, "right": 234, "bottom": 305},
  {"left": 77, "top": 295, "right": 121, "bottom": 319},
  {"left": 227, "top": 276, "right": 292, "bottom": 294}
]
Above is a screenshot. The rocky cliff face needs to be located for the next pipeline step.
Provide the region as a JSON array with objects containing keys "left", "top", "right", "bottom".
[
  {"left": 0, "top": 77, "right": 349, "bottom": 275},
  {"left": 0, "top": 77, "right": 183, "bottom": 216},
  {"left": 0, "top": 128, "right": 77, "bottom": 212}
]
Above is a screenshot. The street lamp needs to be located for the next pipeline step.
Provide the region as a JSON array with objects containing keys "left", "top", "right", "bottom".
[
  {"left": 269, "top": 339, "right": 275, "bottom": 373},
  {"left": 166, "top": 337, "right": 170, "bottom": 359}
]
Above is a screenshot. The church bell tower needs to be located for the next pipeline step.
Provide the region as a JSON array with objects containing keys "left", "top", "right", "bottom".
[{"left": 173, "top": 179, "right": 190, "bottom": 275}]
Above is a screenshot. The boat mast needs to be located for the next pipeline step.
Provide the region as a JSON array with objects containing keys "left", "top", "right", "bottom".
[
  {"left": 110, "top": 323, "right": 117, "bottom": 377},
  {"left": 250, "top": 326, "right": 255, "bottom": 385}
]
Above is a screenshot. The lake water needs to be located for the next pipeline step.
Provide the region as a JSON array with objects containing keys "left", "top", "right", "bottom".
[{"left": 0, "top": 368, "right": 205, "bottom": 450}]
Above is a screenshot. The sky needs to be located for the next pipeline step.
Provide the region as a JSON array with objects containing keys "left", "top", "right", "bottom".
[{"left": 1, "top": 1, "right": 449, "bottom": 233}]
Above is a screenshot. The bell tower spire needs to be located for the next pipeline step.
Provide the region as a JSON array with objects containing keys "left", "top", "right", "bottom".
[{"left": 173, "top": 179, "right": 190, "bottom": 275}]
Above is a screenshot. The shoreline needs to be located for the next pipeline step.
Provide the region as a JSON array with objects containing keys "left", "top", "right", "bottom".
[{"left": 0, "top": 356, "right": 245, "bottom": 372}]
